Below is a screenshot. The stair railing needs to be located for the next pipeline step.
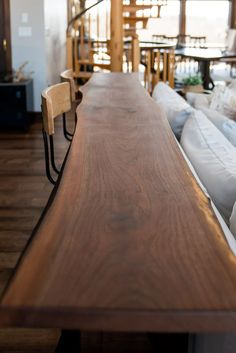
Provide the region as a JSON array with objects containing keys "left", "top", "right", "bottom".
[{"left": 66, "top": 0, "right": 106, "bottom": 72}]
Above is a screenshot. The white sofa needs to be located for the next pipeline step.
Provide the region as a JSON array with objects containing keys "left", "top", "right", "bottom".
[
  {"left": 152, "top": 82, "right": 236, "bottom": 236},
  {"left": 186, "top": 81, "right": 236, "bottom": 120},
  {"left": 152, "top": 82, "right": 236, "bottom": 353}
]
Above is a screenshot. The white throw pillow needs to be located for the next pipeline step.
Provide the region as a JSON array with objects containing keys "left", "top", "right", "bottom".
[
  {"left": 200, "top": 107, "right": 236, "bottom": 147},
  {"left": 152, "top": 82, "right": 193, "bottom": 139},
  {"left": 209, "top": 83, "right": 236, "bottom": 120},
  {"left": 194, "top": 94, "right": 212, "bottom": 109},
  {"left": 209, "top": 84, "right": 225, "bottom": 112},
  {"left": 221, "top": 87, "right": 236, "bottom": 120},
  {"left": 181, "top": 110, "right": 236, "bottom": 221}
]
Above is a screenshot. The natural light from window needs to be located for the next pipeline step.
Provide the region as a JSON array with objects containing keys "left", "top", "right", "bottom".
[
  {"left": 139, "top": 0, "right": 179, "bottom": 40},
  {"left": 186, "top": 0, "right": 229, "bottom": 44}
]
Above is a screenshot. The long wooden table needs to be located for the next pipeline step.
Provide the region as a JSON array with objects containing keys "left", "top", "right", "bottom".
[{"left": 1, "top": 73, "right": 236, "bottom": 334}]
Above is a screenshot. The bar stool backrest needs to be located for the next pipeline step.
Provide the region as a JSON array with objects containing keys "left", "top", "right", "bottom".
[
  {"left": 41, "top": 82, "right": 71, "bottom": 135},
  {"left": 60, "top": 69, "right": 77, "bottom": 103}
]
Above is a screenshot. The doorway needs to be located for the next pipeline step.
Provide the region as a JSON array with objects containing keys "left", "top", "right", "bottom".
[{"left": 0, "top": 0, "right": 12, "bottom": 79}]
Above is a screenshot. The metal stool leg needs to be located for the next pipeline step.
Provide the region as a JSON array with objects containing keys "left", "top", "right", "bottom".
[
  {"left": 63, "top": 113, "right": 73, "bottom": 141},
  {"left": 42, "top": 129, "right": 56, "bottom": 185},
  {"left": 49, "top": 135, "right": 60, "bottom": 174}
]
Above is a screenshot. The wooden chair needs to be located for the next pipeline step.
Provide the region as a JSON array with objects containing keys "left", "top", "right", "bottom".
[
  {"left": 220, "top": 29, "right": 236, "bottom": 77},
  {"left": 60, "top": 69, "right": 82, "bottom": 140},
  {"left": 189, "top": 36, "right": 206, "bottom": 48},
  {"left": 176, "top": 34, "right": 191, "bottom": 48},
  {"left": 164, "top": 35, "right": 178, "bottom": 45},
  {"left": 41, "top": 82, "right": 72, "bottom": 184},
  {"left": 143, "top": 48, "right": 175, "bottom": 93},
  {"left": 152, "top": 34, "right": 166, "bottom": 42}
]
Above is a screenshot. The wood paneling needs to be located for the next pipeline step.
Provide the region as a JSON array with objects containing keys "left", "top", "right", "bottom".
[{"left": 1, "top": 73, "right": 236, "bottom": 332}]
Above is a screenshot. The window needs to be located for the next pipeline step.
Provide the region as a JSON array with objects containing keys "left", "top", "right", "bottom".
[
  {"left": 139, "top": 0, "right": 180, "bottom": 41},
  {"left": 186, "top": 0, "right": 230, "bottom": 44}
]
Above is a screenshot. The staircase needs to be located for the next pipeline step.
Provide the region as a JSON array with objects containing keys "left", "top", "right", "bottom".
[{"left": 66, "top": 0, "right": 172, "bottom": 89}]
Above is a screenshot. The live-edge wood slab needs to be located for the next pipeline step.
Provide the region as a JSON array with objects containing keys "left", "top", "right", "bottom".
[{"left": 1, "top": 73, "right": 236, "bottom": 332}]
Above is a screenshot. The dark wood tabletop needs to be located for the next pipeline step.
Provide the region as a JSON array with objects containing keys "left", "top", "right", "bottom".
[
  {"left": 175, "top": 47, "right": 236, "bottom": 61},
  {"left": 175, "top": 48, "right": 236, "bottom": 89},
  {"left": 139, "top": 41, "right": 176, "bottom": 49},
  {"left": 1, "top": 73, "right": 236, "bottom": 332}
]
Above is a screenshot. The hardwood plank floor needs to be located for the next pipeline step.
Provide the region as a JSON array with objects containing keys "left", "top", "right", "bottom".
[
  {"left": 0, "top": 116, "right": 70, "bottom": 352},
  {"left": 0, "top": 115, "right": 153, "bottom": 352}
]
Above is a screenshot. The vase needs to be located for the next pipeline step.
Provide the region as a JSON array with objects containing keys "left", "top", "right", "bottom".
[{"left": 183, "top": 84, "right": 204, "bottom": 94}]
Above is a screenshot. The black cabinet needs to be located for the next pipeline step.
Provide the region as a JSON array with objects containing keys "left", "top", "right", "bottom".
[{"left": 0, "top": 79, "right": 34, "bottom": 130}]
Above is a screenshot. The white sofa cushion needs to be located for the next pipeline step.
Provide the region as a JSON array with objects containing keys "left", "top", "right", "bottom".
[
  {"left": 200, "top": 107, "right": 236, "bottom": 147},
  {"left": 152, "top": 82, "right": 193, "bottom": 139},
  {"left": 209, "top": 84, "right": 226, "bottom": 112},
  {"left": 178, "top": 137, "right": 236, "bottom": 249},
  {"left": 186, "top": 92, "right": 212, "bottom": 109},
  {"left": 181, "top": 110, "right": 236, "bottom": 221}
]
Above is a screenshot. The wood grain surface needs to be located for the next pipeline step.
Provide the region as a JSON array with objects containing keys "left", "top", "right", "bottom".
[{"left": 1, "top": 73, "right": 236, "bottom": 332}]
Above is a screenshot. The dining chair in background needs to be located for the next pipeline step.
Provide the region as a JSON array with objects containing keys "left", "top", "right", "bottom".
[{"left": 220, "top": 29, "right": 236, "bottom": 77}]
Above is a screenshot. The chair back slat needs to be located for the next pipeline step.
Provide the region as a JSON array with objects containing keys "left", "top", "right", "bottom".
[
  {"left": 162, "top": 50, "right": 167, "bottom": 82},
  {"left": 60, "top": 69, "right": 77, "bottom": 102},
  {"left": 42, "top": 82, "right": 71, "bottom": 135},
  {"left": 152, "top": 50, "right": 160, "bottom": 88},
  {"left": 168, "top": 50, "right": 175, "bottom": 88}
]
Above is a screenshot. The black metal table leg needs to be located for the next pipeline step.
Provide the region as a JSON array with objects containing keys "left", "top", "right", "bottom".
[
  {"left": 148, "top": 333, "right": 189, "bottom": 353},
  {"left": 55, "top": 330, "right": 81, "bottom": 353},
  {"left": 200, "top": 60, "right": 214, "bottom": 90}
]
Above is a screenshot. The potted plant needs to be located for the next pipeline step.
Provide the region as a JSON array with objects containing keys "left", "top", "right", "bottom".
[{"left": 182, "top": 74, "right": 204, "bottom": 93}]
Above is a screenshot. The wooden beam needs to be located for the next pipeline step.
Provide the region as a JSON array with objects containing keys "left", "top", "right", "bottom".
[
  {"left": 110, "top": 0, "right": 123, "bottom": 72},
  {"left": 229, "top": 0, "right": 236, "bottom": 28},
  {"left": 179, "top": 0, "right": 186, "bottom": 36},
  {"left": 131, "top": 36, "right": 140, "bottom": 72}
]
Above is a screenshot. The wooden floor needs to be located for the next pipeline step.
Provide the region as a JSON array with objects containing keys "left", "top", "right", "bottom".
[
  {"left": 0, "top": 115, "right": 154, "bottom": 352},
  {"left": 0, "top": 116, "right": 68, "bottom": 352}
]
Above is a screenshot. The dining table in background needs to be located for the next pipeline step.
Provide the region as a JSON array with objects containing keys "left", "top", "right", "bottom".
[{"left": 175, "top": 47, "right": 236, "bottom": 89}]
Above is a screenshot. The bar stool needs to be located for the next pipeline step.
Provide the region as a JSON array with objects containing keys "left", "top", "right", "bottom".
[
  {"left": 60, "top": 69, "right": 82, "bottom": 141},
  {"left": 41, "top": 82, "right": 72, "bottom": 185}
]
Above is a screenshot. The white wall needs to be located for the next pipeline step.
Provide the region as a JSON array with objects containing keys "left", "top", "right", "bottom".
[
  {"left": 10, "top": 0, "right": 67, "bottom": 111},
  {"left": 44, "top": 0, "right": 67, "bottom": 87}
]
